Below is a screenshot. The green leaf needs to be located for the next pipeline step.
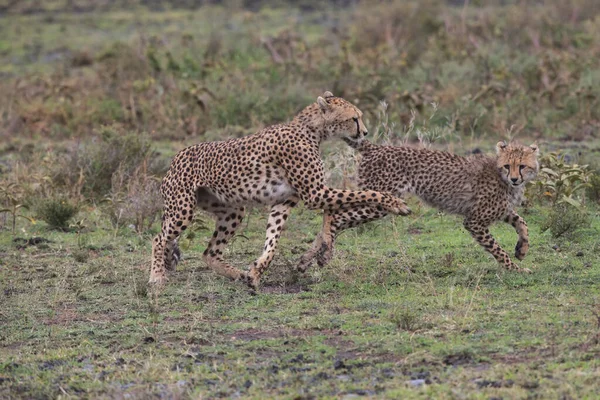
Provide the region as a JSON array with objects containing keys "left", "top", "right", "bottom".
[
  {"left": 541, "top": 168, "right": 559, "bottom": 177},
  {"left": 558, "top": 196, "right": 582, "bottom": 209}
]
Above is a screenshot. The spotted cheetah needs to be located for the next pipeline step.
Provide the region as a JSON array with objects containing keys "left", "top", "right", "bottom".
[
  {"left": 297, "top": 140, "right": 539, "bottom": 273},
  {"left": 149, "top": 92, "right": 411, "bottom": 288}
]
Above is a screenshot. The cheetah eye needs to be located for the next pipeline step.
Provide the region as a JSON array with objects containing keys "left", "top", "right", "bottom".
[
  {"left": 503, "top": 164, "right": 510, "bottom": 170},
  {"left": 352, "top": 117, "right": 358, "bottom": 122},
  {"left": 519, "top": 165, "right": 525, "bottom": 171}
]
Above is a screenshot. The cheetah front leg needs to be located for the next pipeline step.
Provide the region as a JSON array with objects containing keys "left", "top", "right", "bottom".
[
  {"left": 504, "top": 211, "right": 529, "bottom": 261},
  {"left": 246, "top": 197, "right": 299, "bottom": 289},
  {"left": 463, "top": 218, "right": 531, "bottom": 273}
]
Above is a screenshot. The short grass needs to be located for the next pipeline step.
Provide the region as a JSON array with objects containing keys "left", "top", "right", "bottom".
[{"left": 1, "top": 200, "right": 599, "bottom": 399}]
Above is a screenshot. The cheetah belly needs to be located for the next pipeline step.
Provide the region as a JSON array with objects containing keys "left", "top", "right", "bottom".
[
  {"left": 255, "top": 177, "right": 297, "bottom": 205},
  {"left": 210, "top": 176, "right": 296, "bottom": 206}
]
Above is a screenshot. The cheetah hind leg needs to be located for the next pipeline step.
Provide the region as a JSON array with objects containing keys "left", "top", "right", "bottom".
[
  {"left": 165, "top": 238, "right": 181, "bottom": 272},
  {"left": 316, "top": 204, "right": 390, "bottom": 266},
  {"left": 297, "top": 212, "right": 335, "bottom": 273},
  {"left": 149, "top": 188, "right": 198, "bottom": 286},
  {"left": 298, "top": 204, "right": 390, "bottom": 272},
  {"left": 201, "top": 206, "right": 248, "bottom": 282},
  {"left": 296, "top": 232, "right": 333, "bottom": 272}
]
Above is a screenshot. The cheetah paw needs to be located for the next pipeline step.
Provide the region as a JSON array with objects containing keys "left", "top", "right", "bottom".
[
  {"left": 239, "top": 271, "right": 260, "bottom": 290},
  {"left": 515, "top": 240, "right": 529, "bottom": 261},
  {"left": 148, "top": 274, "right": 167, "bottom": 286},
  {"left": 316, "top": 242, "right": 334, "bottom": 267},
  {"left": 384, "top": 195, "right": 411, "bottom": 216},
  {"left": 296, "top": 254, "right": 316, "bottom": 273}
]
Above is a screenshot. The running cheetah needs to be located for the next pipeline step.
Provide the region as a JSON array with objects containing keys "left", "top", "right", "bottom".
[
  {"left": 297, "top": 140, "right": 539, "bottom": 273},
  {"left": 149, "top": 92, "right": 410, "bottom": 289}
]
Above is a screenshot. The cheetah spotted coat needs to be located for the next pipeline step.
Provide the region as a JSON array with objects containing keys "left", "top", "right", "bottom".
[
  {"left": 149, "top": 92, "right": 410, "bottom": 288},
  {"left": 297, "top": 141, "right": 540, "bottom": 273}
]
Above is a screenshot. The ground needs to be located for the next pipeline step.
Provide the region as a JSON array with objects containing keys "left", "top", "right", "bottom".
[{"left": 1, "top": 198, "right": 599, "bottom": 398}]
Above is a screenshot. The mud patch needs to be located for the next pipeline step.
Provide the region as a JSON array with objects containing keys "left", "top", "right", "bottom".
[
  {"left": 13, "top": 237, "right": 52, "bottom": 250},
  {"left": 230, "top": 328, "right": 315, "bottom": 341},
  {"left": 260, "top": 283, "right": 309, "bottom": 294},
  {"left": 475, "top": 379, "right": 514, "bottom": 388},
  {"left": 444, "top": 350, "right": 475, "bottom": 366}
]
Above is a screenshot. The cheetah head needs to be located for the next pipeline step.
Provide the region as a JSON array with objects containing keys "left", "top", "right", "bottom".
[
  {"left": 496, "top": 141, "right": 540, "bottom": 187},
  {"left": 316, "top": 91, "right": 368, "bottom": 144}
]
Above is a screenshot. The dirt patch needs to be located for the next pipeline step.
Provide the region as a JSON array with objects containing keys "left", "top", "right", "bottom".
[
  {"left": 43, "top": 305, "right": 79, "bottom": 326},
  {"left": 13, "top": 237, "right": 52, "bottom": 250},
  {"left": 230, "top": 328, "right": 315, "bottom": 341},
  {"left": 323, "top": 335, "right": 355, "bottom": 349},
  {"left": 475, "top": 379, "right": 514, "bottom": 389},
  {"left": 260, "top": 283, "right": 309, "bottom": 294},
  {"left": 444, "top": 351, "right": 475, "bottom": 366}
]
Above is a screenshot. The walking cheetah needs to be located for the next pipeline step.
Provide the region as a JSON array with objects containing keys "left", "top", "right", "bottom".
[
  {"left": 297, "top": 140, "right": 539, "bottom": 273},
  {"left": 149, "top": 92, "right": 410, "bottom": 289}
]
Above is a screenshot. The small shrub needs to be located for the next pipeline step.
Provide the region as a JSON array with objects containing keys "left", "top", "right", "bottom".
[
  {"left": 104, "top": 165, "right": 163, "bottom": 234},
  {"left": 134, "top": 284, "right": 148, "bottom": 298},
  {"left": 532, "top": 152, "right": 593, "bottom": 208},
  {"left": 35, "top": 197, "right": 79, "bottom": 231},
  {"left": 0, "top": 181, "right": 33, "bottom": 234},
  {"left": 51, "top": 125, "right": 165, "bottom": 199},
  {"left": 72, "top": 249, "right": 89, "bottom": 263},
  {"left": 390, "top": 307, "right": 420, "bottom": 331},
  {"left": 587, "top": 172, "right": 600, "bottom": 204},
  {"left": 540, "top": 203, "right": 590, "bottom": 238}
]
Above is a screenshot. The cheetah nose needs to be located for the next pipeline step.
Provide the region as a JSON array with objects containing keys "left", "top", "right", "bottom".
[
  {"left": 364, "top": 130, "right": 368, "bottom": 136},
  {"left": 511, "top": 177, "right": 518, "bottom": 183}
]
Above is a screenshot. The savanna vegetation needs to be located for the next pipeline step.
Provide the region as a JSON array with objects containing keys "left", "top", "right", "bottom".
[{"left": 1, "top": 0, "right": 600, "bottom": 398}]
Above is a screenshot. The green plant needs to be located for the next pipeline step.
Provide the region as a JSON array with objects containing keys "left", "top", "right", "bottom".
[
  {"left": 50, "top": 125, "right": 163, "bottom": 199},
  {"left": 540, "top": 203, "right": 591, "bottom": 238},
  {"left": 0, "top": 182, "right": 34, "bottom": 234},
  {"left": 179, "top": 215, "right": 211, "bottom": 251},
  {"left": 532, "top": 152, "right": 593, "bottom": 209},
  {"left": 587, "top": 172, "right": 600, "bottom": 204},
  {"left": 103, "top": 164, "right": 163, "bottom": 235},
  {"left": 390, "top": 307, "right": 420, "bottom": 331},
  {"left": 35, "top": 197, "right": 79, "bottom": 231},
  {"left": 72, "top": 249, "right": 89, "bottom": 263}
]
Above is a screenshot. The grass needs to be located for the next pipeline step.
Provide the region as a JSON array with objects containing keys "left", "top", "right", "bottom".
[
  {"left": 2, "top": 0, "right": 600, "bottom": 398},
  {"left": 1, "top": 200, "right": 600, "bottom": 398}
]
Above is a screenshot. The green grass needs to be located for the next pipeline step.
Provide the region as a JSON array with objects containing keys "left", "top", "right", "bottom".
[{"left": 1, "top": 200, "right": 599, "bottom": 398}]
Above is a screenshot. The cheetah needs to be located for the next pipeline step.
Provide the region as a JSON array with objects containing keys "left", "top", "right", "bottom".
[
  {"left": 297, "top": 140, "right": 539, "bottom": 273},
  {"left": 149, "top": 92, "right": 410, "bottom": 289}
]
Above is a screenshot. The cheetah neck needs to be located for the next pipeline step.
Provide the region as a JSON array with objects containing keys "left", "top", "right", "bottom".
[
  {"left": 508, "top": 183, "right": 525, "bottom": 207},
  {"left": 290, "top": 104, "right": 328, "bottom": 144}
]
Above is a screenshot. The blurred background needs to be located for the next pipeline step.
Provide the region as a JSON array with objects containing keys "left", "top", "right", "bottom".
[
  {"left": 0, "top": 0, "right": 599, "bottom": 230},
  {"left": 2, "top": 0, "right": 600, "bottom": 141}
]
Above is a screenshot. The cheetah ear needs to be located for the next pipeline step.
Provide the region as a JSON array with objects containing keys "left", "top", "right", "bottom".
[
  {"left": 317, "top": 96, "right": 330, "bottom": 112},
  {"left": 496, "top": 141, "right": 508, "bottom": 154},
  {"left": 529, "top": 144, "right": 539, "bottom": 156},
  {"left": 323, "top": 91, "right": 334, "bottom": 98}
]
